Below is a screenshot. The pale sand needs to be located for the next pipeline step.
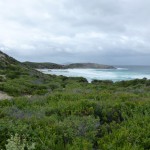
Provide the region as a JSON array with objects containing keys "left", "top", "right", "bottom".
[{"left": 0, "top": 91, "right": 12, "bottom": 100}]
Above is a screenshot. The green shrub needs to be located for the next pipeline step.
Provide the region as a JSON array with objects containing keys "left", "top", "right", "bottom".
[{"left": 5, "top": 133, "right": 35, "bottom": 150}]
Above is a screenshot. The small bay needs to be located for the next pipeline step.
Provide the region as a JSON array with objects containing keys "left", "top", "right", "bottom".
[{"left": 38, "top": 65, "right": 150, "bottom": 82}]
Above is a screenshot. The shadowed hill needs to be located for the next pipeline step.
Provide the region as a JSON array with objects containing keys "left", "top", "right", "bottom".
[
  {"left": 64, "top": 63, "right": 116, "bottom": 69},
  {"left": 0, "top": 50, "right": 48, "bottom": 79},
  {"left": 0, "top": 50, "right": 20, "bottom": 68},
  {"left": 23, "top": 61, "right": 63, "bottom": 69},
  {"left": 23, "top": 61, "right": 116, "bottom": 69},
  {"left": 0, "top": 50, "right": 87, "bottom": 96}
]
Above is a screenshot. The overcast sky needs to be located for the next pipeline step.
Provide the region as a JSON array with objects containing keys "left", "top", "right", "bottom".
[{"left": 0, "top": 0, "right": 150, "bottom": 65}]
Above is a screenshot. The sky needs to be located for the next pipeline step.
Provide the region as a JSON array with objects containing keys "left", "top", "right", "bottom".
[{"left": 0, "top": 0, "right": 150, "bottom": 65}]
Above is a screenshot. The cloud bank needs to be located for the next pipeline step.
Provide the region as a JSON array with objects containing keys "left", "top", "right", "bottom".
[{"left": 0, "top": 0, "right": 150, "bottom": 65}]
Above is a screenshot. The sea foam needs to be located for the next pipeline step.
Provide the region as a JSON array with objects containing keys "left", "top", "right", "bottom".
[{"left": 39, "top": 66, "right": 150, "bottom": 82}]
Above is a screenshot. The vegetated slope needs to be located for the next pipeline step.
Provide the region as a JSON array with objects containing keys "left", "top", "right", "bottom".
[
  {"left": 64, "top": 63, "right": 116, "bottom": 69},
  {"left": 0, "top": 50, "right": 150, "bottom": 150},
  {"left": 23, "top": 61, "right": 63, "bottom": 69},
  {"left": 23, "top": 61, "right": 116, "bottom": 69},
  {"left": 0, "top": 50, "right": 87, "bottom": 96}
]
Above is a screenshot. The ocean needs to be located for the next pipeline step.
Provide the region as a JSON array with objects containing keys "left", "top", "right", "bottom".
[{"left": 38, "top": 66, "right": 150, "bottom": 82}]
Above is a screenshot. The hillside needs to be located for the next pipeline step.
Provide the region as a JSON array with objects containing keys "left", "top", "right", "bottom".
[
  {"left": 0, "top": 50, "right": 87, "bottom": 96},
  {"left": 23, "top": 61, "right": 116, "bottom": 69},
  {"left": 23, "top": 61, "right": 63, "bottom": 69},
  {"left": 64, "top": 63, "right": 116, "bottom": 69},
  {"left": 0, "top": 50, "right": 20, "bottom": 68}
]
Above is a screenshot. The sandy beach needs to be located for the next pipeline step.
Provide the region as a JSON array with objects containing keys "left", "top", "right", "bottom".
[{"left": 0, "top": 91, "right": 12, "bottom": 100}]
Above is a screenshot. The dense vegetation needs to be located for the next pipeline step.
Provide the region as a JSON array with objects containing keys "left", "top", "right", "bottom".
[
  {"left": 23, "top": 62, "right": 63, "bottom": 69},
  {"left": 64, "top": 63, "right": 115, "bottom": 69},
  {"left": 0, "top": 51, "right": 150, "bottom": 150}
]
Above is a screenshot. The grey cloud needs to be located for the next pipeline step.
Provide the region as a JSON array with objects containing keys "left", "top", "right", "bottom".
[{"left": 0, "top": 0, "right": 150, "bottom": 65}]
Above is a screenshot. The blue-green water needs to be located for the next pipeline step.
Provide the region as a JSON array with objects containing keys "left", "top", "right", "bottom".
[{"left": 39, "top": 66, "right": 150, "bottom": 82}]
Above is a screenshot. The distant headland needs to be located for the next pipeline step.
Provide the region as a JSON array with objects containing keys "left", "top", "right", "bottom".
[{"left": 23, "top": 62, "right": 116, "bottom": 69}]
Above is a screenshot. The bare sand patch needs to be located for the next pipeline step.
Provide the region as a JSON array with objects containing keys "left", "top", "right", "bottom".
[{"left": 0, "top": 91, "right": 12, "bottom": 100}]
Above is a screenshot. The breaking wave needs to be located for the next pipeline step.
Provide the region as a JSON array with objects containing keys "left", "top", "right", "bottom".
[{"left": 39, "top": 66, "right": 150, "bottom": 82}]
